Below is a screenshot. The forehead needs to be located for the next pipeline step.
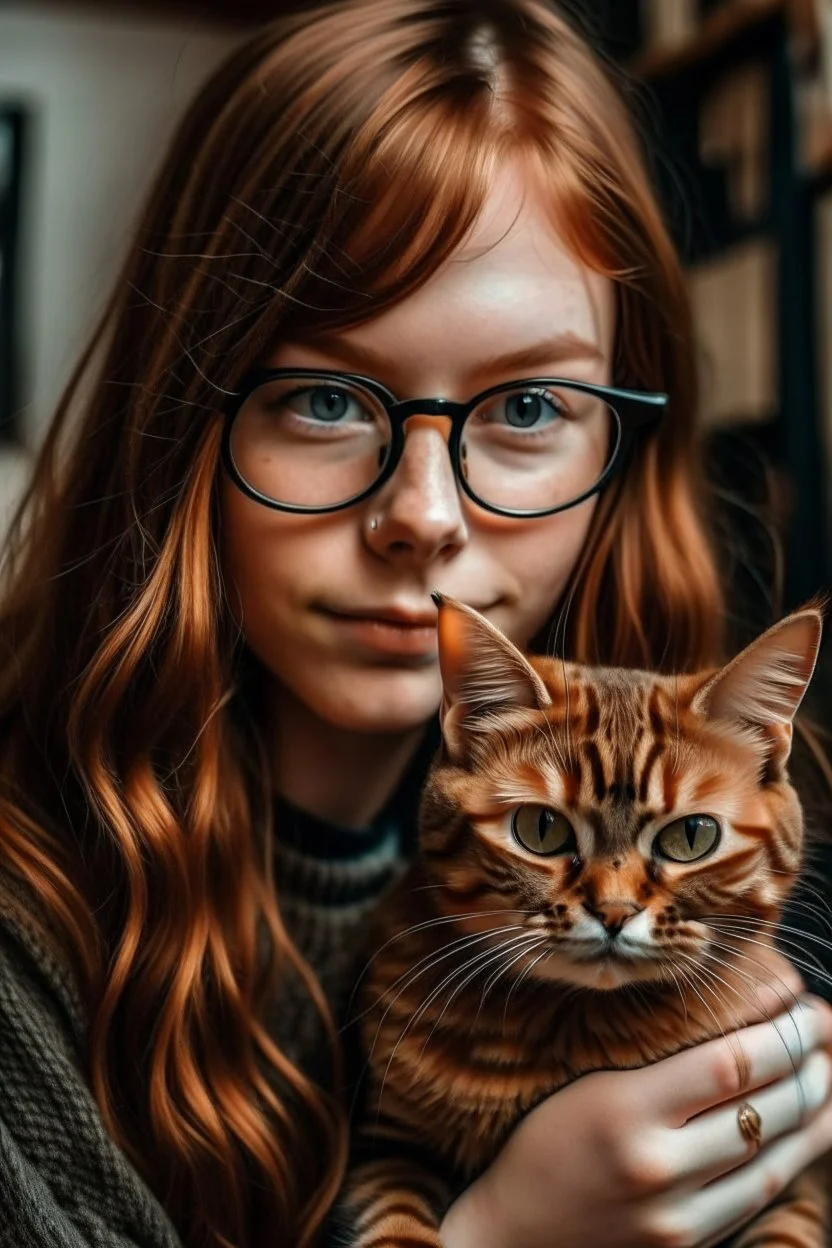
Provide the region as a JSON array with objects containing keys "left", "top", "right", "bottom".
[
  {"left": 513, "top": 658, "right": 768, "bottom": 842},
  {"left": 530, "top": 661, "right": 709, "bottom": 809},
  {"left": 551, "top": 665, "right": 672, "bottom": 752},
  {"left": 277, "top": 159, "right": 614, "bottom": 393}
]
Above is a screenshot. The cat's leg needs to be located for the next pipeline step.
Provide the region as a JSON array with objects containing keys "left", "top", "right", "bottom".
[
  {"left": 331, "top": 1156, "right": 453, "bottom": 1248},
  {"left": 726, "top": 1162, "right": 830, "bottom": 1247}
]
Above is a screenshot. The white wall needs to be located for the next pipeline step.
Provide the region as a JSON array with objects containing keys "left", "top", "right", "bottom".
[{"left": 0, "top": 3, "right": 239, "bottom": 532}]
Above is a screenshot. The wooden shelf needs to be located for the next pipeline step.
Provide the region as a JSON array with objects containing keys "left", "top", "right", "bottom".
[
  {"left": 804, "top": 107, "right": 832, "bottom": 181},
  {"left": 631, "top": 0, "right": 818, "bottom": 82},
  {"left": 810, "top": 137, "right": 832, "bottom": 181}
]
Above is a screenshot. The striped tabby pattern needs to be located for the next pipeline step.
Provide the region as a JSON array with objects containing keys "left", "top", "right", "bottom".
[{"left": 336, "top": 598, "right": 829, "bottom": 1248}]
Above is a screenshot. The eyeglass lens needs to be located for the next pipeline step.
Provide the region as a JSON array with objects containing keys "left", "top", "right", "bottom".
[{"left": 227, "top": 374, "right": 618, "bottom": 513}]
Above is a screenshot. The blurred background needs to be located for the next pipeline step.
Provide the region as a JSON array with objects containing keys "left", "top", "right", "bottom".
[{"left": 0, "top": 0, "right": 831, "bottom": 616}]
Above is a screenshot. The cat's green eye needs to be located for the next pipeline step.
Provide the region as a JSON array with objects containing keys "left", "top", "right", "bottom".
[
  {"left": 512, "top": 805, "right": 574, "bottom": 856},
  {"left": 654, "top": 815, "right": 720, "bottom": 863}
]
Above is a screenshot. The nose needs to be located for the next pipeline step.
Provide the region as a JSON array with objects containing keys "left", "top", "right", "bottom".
[
  {"left": 584, "top": 900, "right": 643, "bottom": 936},
  {"left": 365, "top": 415, "right": 468, "bottom": 564}
]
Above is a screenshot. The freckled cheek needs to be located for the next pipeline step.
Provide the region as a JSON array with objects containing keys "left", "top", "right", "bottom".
[
  {"left": 472, "top": 501, "right": 597, "bottom": 644},
  {"left": 218, "top": 479, "right": 345, "bottom": 615}
]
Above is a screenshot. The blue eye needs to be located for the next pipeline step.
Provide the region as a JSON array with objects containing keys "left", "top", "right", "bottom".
[
  {"left": 506, "top": 393, "right": 546, "bottom": 427},
  {"left": 482, "top": 388, "right": 566, "bottom": 431},
  {"left": 305, "top": 387, "right": 359, "bottom": 422}
]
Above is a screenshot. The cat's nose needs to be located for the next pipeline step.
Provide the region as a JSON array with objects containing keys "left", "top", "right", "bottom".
[{"left": 584, "top": 900, "right": 642, "bottom": 935}]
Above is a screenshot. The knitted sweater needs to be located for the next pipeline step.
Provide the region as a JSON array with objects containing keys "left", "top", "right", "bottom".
[{"left": 0, "top": 737, "right": 432, "bottom": 1248}]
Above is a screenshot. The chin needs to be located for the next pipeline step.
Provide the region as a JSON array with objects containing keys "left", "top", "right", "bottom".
[
  {"left": 527, "top": 949, "right": 664, "bottom": 992},
  {"left": 299, "top": 665, "right": 443, "bottom": 734}
]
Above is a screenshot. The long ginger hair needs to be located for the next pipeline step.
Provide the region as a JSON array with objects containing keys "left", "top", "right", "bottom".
[{"left": 0, "top": 2, "right": 728, "bottom": 1245}]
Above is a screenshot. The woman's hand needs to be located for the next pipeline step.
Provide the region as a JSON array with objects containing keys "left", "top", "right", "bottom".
[{"left": 440, "top": 970, "right": 832, "bottom": 1248}]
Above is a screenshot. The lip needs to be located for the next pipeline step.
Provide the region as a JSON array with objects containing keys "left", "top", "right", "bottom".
[
  {"left": 320, "top": 609, "right": 438, "bottom": 658},
  {"left": 321, "top": 600, "right": 493, "bottom": 627},
  {"left": 317, "top": 601, "right": 494, "bottom": 658},
  {"left": 325, "top": 604, "right": 439, "bottom": 628}
]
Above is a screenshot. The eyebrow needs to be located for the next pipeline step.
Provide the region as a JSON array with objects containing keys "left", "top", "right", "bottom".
[{"left": 298, "top": 331, "right": 606, "bottom": 382}]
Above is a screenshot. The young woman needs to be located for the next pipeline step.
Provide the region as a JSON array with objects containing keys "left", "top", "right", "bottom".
[{"left": 0, "top": 2, "right": 830, "bottom": 1247}]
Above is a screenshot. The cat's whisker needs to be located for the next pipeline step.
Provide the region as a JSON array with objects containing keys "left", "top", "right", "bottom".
[
  {"left": 547, "top": 562, "right": 579, "bottom": 663},
  {"left": 768, "top": 868, "right": 832, "bottom": 918},
  {"left": 674, "top": 960, "right": 727, "bottom": 1026},
  {"left": 705, "top": 919, "right": 832, "bottom": 978},
  {"left": 537, "top": 709, "right": 567, "bottom": 773},
  {"left": 358, "top": 925, "right": 534, "bottom": 1045},
  {"left": 778, "top": 869, "right": 832, "bottom": 898},
  {"left": 706, "top": 927, "right": 832, "bottom": 993},
  {"left": 500, "top": 942, "right": 560, "bottom": 1022},
  {"left": 376, "top": 932, "right": 544, "bottom": 1114},
  {"left": 373, "top": 924, "right": 531, "bottom": 1007},
  {"left": 703, "top": 938, "right": 828, "bottom": 1053},
  {"left": 774, "top": 873, "right": 832, "bottom": 910},
  {"left": 663, "top": 964, "right": 691, "bottom": 1023},
  {"left": 510, "top": 944, "right": 554, "bottom": 997},
  {"left": 670, "top": 956, "right": 733, "bottom": 1046},
  {"left": 706, "top": 909, "right": 832, "bottom": 937},
  {"left": 374, "top": 906, "right": 536, "bottom": 945},
  {"left": 690, "top": 951, "right": 783, "bottom": 1037},
  {"left": 798, "top": 869, "right": 832, "bottom": 901},
  {"left": 371, "top": 939, "right": 522, "bottom": 1118},
  {"left": 675, "top": 953, "right": 771, "bottom": 1053},
  {"left": 476, "top": 937, "right": 548, "bottom": 1017},
  {"left": 698, "top": 928, "right": 818, "bottom": 1003},
  {"left": 706, "top": 915, "right": 832, "bottom": 959},
  {"left": 778, "top": 870, "right": 832, "bottom": 913},
  {"left": 562, "top": 661, "right": 575, "bottom": 770},
  {"left": 417, "top": 932, "right": 545, "bottom": 1033},
  {"left": 346, "top": 907, "right": 536, "bottom": 1015},
  {"left": 679, "top": 949, "right": 778, "bottom": 1047},
  {"left": 716, "top": 937, "right": 832, "bottom": 989},
  {"left": 780, "top": 898, "right": 832, "bottom": 939},
  {"left": 500, "top": 945, "right": 563, "bottom": 1031},
  {"left": 347, "top": 931, "right": 539, "bottom": 1124},
  {"left": 424, "top": 937, "right": 548, "bottom": 1061},
  {"left": 385, "top": 933, "right": 542, "bottom": 1060},
  {"left": 699, "top": 941, "right": 801, "bottom": 1016},
  {"left": 699, "top": 959, "right": 804, "bottom": 1078},
  {"left": 695, "top": 944, "right": 808, "bottom": 1084}
]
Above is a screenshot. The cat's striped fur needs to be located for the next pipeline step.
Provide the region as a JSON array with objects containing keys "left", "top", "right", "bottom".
[{"left": 337, "top": 598, "right": 829, "bottom": 1248}]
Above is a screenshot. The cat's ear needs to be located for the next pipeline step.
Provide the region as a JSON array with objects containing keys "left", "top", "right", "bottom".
[
  {"left": 433, "top": 592, "right": 550, "bottom": 762},
  {"left": 692, "top": 607, "right": 822, "bottom": 756}
]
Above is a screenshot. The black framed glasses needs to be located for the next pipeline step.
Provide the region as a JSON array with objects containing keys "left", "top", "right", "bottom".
[{"left": 221, "top": 368, "right": 668, "bottom": 518}]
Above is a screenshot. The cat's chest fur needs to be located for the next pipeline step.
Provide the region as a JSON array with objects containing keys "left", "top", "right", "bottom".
[{"left": 356, "top": 868, "right": 756, "bottom": 1180}]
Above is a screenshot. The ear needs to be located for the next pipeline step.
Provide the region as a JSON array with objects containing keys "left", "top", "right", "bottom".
[
  {"left": 433, "top": 592, "right": 550, "bottom": 762},
  {"left": 692, "top": 607, "right": 822, "bottom": 759}
]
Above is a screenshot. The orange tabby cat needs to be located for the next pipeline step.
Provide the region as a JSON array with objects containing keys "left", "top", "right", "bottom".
[{"left": 337, "top": 595, "right": 830, "bottom": 1248}]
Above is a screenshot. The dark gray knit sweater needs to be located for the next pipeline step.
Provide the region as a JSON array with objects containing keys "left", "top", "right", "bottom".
[{"left": 0, "top": 754, "right": 426, "bottom": 1247}]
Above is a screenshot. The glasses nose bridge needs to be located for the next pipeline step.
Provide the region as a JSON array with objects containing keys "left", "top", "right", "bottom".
[
  {"left": 384, "top": 398, "right": 465, "bottom": 483},
  {"left": 385, "top": 408, "right": 460, "bottom": 502},
  {"left": 388, "top": 396, "right": 468, "bottom": 436}
]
